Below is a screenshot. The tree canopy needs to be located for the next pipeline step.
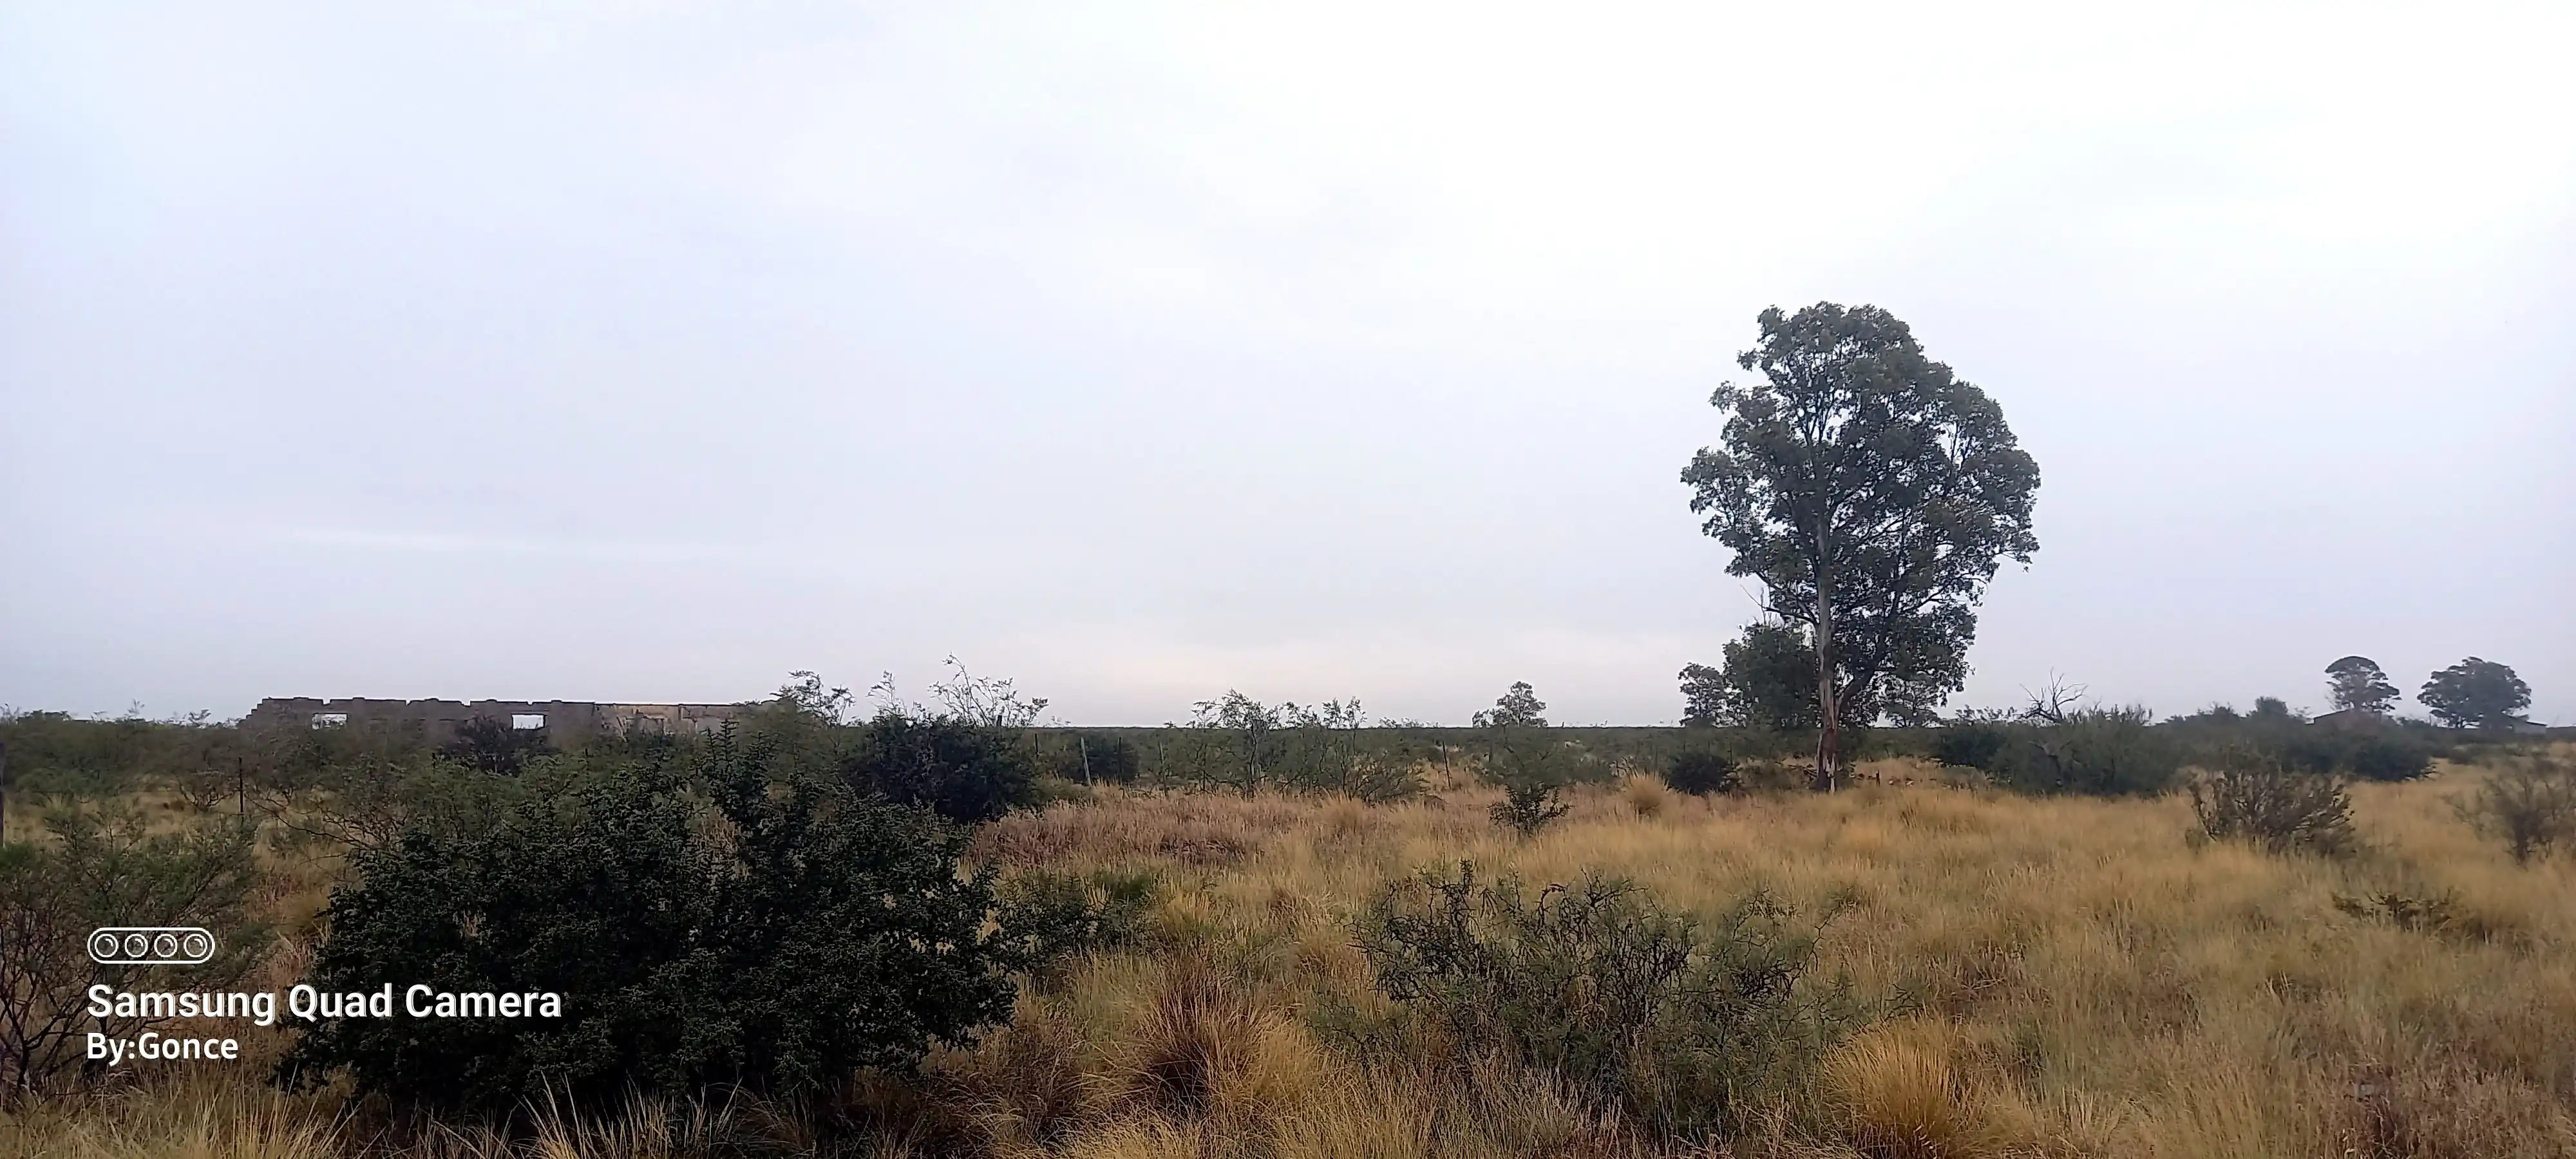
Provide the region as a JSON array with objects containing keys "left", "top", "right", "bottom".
[
  {"left": 1681, "top": 303, "right": 2039, "bottom": 787},
  {"left": 2324, "top": 655, "right": 2400, "bottom": 715},
  {"left": 1679, "top": 622, "right": 1821, "bottom": 732},
  {"left": 1474, "top": 682, "right": 1549, "bottom": 728},
  {"left": 2419, "top": 657, "right": 2532, "bottom": 730}
]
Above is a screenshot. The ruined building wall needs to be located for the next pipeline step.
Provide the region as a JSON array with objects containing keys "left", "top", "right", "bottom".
[{"left": 242, "top": 697, "right": 758, "bottom": 745}]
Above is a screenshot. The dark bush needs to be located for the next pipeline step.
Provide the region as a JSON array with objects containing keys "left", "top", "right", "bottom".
[
  {"left": 842, "top": 709, "right": 1034, "bottom": 824},
  {"left": 437, "top": 717, "right": 552, "bottom": 776},
  {"left": 2344, "top": 736, "right": 2434, "bottom": 782},
  {"left": 1929, "top": 721, "right": 2009, "bottom": 771},
  {"left": 2274, "top": 730, "right": 2349, "bottom": 776},
  {"left": 1665, "top": 751, "right": 1741, "bottom": 796},
  {"left": 1357, "top": 864, "right": 1862, "bottom": 1139},
  {"left": 279, "top": 742, "right": 1019, "bottom": 1114},
  {"left": 2190, "top": 753, "right": 2356, "bottom": 856},
  {"left": 1996, "top": 707, "right": 2181, "bottom": 796}
]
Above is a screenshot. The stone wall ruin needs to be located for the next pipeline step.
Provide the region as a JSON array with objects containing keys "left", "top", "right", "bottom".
[{"left": 242, "top": 697, "right": 758, "bottom": 745}]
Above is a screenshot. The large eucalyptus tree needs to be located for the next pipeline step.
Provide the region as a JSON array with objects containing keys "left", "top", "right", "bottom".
[{"left": 1683, "top": 303, "right": 2039, "bottom": 789}]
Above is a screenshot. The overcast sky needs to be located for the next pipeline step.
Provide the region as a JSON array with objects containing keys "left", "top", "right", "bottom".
[{"left": 4, "top": 1, "right": 2570, "bottom": 726}]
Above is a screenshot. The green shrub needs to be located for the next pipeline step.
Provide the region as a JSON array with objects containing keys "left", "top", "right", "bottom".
[
  {"left": 2161, "top": 707, "right": 2438, "bottom": 784},
  {"left": 2190, "top": 753, "right": 2356, "bottom": 856},
  {"left": 2275, "top": 730, "right": 2349, "bottom": 775},
  {"left": 1356, "top": 864, "right": 1863, "bottom": 1139},
  {"left": 281, "top": 751, "right": 533, "bottom": 853},
  {"left": 996, "top": 867, "right": 1164, "bottom": 977},
  {"left": 1479, "top": 722, "right": 1589, "bottom": 786},
  {"left": 1998, "top": 707, "right": 2181, "bottom": 795},
  {"left": 1664, "top": 751, "right": 1741, "bottom": 796},
  {"left": 2456, "top": 753, "right": 2576, "bottom": 865},
  {"left": 279, "top": 742, "right": 1019, "bottom": 1114},
  {"left": 842, "top": 709, "right": 1034, "bottom": 823},
  {"left": 2344, "top": 736, "right": 2434, "bottom": 782},
  {"left": 1276, "top": 708, "right": 1423, "bottom": 802},
  {"left": 1929, "top": 721, "right": 2009, "bottom": 771},
  {"left": 0, "top": 807, "right": 266, "bottom": 1099},
  {"left": 1488, "top": 782, "right": 1569, "bottom": 836}
]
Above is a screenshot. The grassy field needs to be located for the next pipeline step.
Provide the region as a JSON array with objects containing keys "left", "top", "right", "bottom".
[{"left": 7, "top": 756, "right": 2573, "bottom": 1158}]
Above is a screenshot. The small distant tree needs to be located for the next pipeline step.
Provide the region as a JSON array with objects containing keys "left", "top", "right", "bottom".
[
  {"left": 2324, "top": 656, "right": 2400, "bottom": 715},
  {"left": 2419, "top": 658, "right": 2532, "bottom": 731},
  {"left": 928, "top": 657, "right": 1050, "bottom": 728},
  {"left": 1682, "top": 303, "right": 2040, "bottom": 789},
  {"left": 778, "top": 670, "right": 857, "bottom": 722},
  {"left": 1472, "top": 683, "right": 1575, "bottom": 833},
  {"left": 1680, "top": 623, "right": 1821, "bottom": 733},
  {"left": 1188, "top": 691, "right": 1286, "bottom": 796},
  {"left": 1678, "top": 664, "right": 1728, "bottom": 728},
  {"left": 2249, "top": 697, "right": 2302, "bottom": 723},
  {"left": 1475, "top": 682, "right": 1549, "bottom": 728}
]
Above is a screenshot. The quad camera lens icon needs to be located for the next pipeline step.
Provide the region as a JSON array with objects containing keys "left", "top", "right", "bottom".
[{"left": 88, "top": 927, "right": 216, "bottom": 966}]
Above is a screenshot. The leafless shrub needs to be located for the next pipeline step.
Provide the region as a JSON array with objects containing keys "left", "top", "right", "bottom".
[
  {"left": 2455, "top": 752, "right": 2576, "bottom": 865},
  {"left": 2191, "top": 751, "right": 2356, "bottom": 856}
]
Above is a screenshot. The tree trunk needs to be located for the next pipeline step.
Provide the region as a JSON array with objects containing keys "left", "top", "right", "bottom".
[{"left": 1814, "top": 576, "right": 1840, "bottom": 792}]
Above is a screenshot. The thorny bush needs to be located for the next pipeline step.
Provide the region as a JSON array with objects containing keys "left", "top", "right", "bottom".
[
  {"left": 1356, "top": 863, "right": 1866, "bottom": 1140},
  {"left": 2191, "top": 751, "right": 2356, "bottom": 856}
]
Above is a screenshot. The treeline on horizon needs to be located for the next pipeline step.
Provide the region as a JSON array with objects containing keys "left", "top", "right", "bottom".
[{"left": 0, "top": 659, "right": 2544, "bottom": 814}]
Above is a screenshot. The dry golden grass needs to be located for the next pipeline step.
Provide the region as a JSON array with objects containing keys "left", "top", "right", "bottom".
[
  {"left": 12, "top": 760, "right": 2576, "bottom": 1158},
  {"left": 1620, "top": 774, "right": 1674, "bottom": 818}
]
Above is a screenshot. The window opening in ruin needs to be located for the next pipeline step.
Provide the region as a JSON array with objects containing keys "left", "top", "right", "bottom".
[
  {"left": 511, "top": 713, "right": 545, "bottom": 730},
  {"left": 311, "top": 713, "right": 349, "bottom": 729}
]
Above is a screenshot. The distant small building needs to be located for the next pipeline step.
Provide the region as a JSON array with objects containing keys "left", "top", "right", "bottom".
[{"left": 2505, "top": 716, "right": 2551, "bottom": 736}]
